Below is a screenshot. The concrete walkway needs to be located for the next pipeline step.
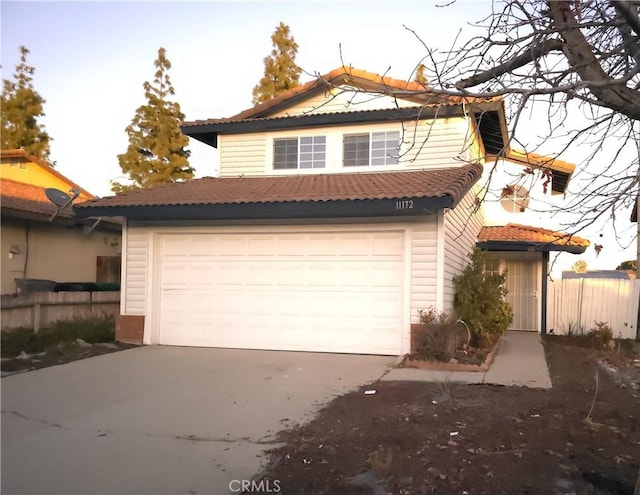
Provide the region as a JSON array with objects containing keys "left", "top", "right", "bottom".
[{"left": 382, "top": 331, "right": 552, "bottom": 389}]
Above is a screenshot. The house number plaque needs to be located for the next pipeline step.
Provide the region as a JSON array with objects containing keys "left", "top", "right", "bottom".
[{"left": 395, "top": 200, "right": 414, "bottom": 210}]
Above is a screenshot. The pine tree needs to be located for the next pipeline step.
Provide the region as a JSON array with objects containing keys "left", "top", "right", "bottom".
[
  {"left": 1, "top": 46, "right": 52, "bottom": 161},
  {"left": 252, "top": 22, "right": 301, "bottom": 105},
  {"left": 113, "top": 47, "right": 192, "bottom": 193},
  {"left": 414, "top": 64, "right": 428, "bottom": 86}
]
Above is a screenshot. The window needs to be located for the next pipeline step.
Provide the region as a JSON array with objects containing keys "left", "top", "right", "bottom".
[
  {"left": 273, "top": 136, "right": 325, "bottom": 169},
  {"left": 343, "top": 131, "right": 400, "bottom": 167}
]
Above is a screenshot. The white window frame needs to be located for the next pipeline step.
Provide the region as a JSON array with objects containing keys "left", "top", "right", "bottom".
[
  {"left": 273, "top": 136, "right": 326, "bottom": 170},
  {"left": 343, "top": 131, "right": 400, "bottom": 167}
]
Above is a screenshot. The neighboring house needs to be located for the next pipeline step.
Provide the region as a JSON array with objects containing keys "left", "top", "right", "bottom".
[
  {"left": 1, "top": 149, "right": 121, "bottom": 295},
  {"left": 75, "top": 67, "right": 586, "bottom": 354}
]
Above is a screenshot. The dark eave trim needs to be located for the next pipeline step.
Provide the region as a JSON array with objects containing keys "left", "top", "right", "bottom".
[
  {"left": 1, "top": 209, "right": 122, "bottom": 231},
  {"left": 74, "top": 196, "right": 454, "bottom": 222},
  {"left": 182, "top": 107, "right": 467, "bottom": 147},
  {"left": 477, "top": 240, "right": 586, "bottom": 255}
]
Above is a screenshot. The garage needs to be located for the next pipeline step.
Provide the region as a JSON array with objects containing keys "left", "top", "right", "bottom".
[{"left": 155, "top": 229, "right": 405, "bottom": 354}]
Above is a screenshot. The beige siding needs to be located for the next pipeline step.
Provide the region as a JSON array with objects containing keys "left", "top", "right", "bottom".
[
  {"left": 271, "top": 88, "right": 418, "bottom": 117},
  {"left": 401, "top": 118, "right": 474, "bottom": 169},
  {"left": 442, "top": 186, "right": 485, "bottom": 312},
  {"left": 218, "top": 118, "right": 474, "bottom": 177},
  {"left": 1, "top": 219, "right": 121, "bottom": 295},
  {"left": 123, "top": 226, "right": 148, "bottom": 315},
  {"left": 219, "top": 134, "right": 266, "bottom": 177},
  {"left": 409, "top": 217, "right": 439, "bottom": 323}
]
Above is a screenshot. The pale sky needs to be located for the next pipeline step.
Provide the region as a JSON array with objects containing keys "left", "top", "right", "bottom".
[{"left": 1, "top": 0, "right": 637, "bottom": 272}]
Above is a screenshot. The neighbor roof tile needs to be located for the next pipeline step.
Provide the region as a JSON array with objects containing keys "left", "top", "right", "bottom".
[{"left": 478, "top": 223, "right": 590, "bottom": 248}]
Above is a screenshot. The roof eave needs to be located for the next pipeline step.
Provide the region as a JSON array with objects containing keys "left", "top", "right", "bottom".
[
  {"left": 74, "top": 196, "right": 455, "bottom": 222},
  {"left": 476, "top": 240, "right": 587, "bottom": 254}
]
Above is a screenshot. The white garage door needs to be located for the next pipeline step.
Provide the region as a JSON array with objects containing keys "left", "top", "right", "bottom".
[{"left": 156, "top": 230, "right": 405, "bottom": 354}]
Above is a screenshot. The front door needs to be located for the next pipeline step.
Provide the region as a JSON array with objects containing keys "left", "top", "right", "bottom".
[{"left": 504, "top": 260, "right": 539, "bottom": 332}]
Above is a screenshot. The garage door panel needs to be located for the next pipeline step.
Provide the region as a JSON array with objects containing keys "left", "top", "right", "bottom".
[{"left": 157, "top": 231, "right": 405, "bottom": 354}]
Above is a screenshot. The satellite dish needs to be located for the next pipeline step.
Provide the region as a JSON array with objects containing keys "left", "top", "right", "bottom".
[
  {"left": 500, "top": 185, "right": 530, "bottom": 214},
  {"left": 45, "top": 188, "right": 80, "bottom": 221},
  {"left": 45, "top": 188, "right": 72, "bottom": 207}
]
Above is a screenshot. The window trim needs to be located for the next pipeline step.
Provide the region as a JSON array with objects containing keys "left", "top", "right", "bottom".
[
  {"left": 343, "top": 131, "right": 400, "bottom": 167},
  {"left": 273, "top": 135, "right": 326, "bottom": 170}
]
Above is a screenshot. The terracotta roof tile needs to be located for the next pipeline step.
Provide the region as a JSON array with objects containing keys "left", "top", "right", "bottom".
[
  {"left": 478, "top": 223, "right": 590, "bottom": 248},
  {"left": 1, "top": 178, "right": 69, "bottom": 217},
  {"left": 183, "top": 67, "right": 500, "bottom": 127},
  {"left": 75, "top": 164, "right": 483, "bottom": 210},
  {"left": 1, "top": 149, "right": 95, "bottom": 199}
]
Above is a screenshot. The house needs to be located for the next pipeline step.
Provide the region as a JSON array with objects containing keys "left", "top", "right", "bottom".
[
  {"left": 1, "top": 149, "right": 122, "bottom": 295},
  {"left": 74, "top": 67, "right": 587, "bottom": 354}
]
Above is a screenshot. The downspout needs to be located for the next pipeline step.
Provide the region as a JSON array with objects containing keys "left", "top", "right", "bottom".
[
  {"left": 541, "top": 251, "right": 549, "bottom": 336},
  {"left": 22, "top": 221, "right": 31, "bottom": 280}
]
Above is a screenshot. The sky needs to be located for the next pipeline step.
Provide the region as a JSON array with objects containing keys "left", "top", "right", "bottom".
[{"left": 1, "top": 0, "right": 637, "bottom": 273}]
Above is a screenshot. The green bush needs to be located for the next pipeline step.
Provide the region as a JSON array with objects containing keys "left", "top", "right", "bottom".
[
  {"left": 1, "top": 317, "right": 115, "bottom": 357},
  {"left": 453, "top": 249, "right": 513, "bottom": 347}
]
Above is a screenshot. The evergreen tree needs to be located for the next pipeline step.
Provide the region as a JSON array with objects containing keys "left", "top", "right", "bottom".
[
  {"left": 414, "top": 64, "right": 428, "bottom": 86},
  {"left": 1, "top": 46, "right": 52, "bottom": 161},
  {"left": 113, "top": 47, "right": 192, "bottom": 193},
  {"left": 252, "top": 22, "right": 301, "bottom": 105}
]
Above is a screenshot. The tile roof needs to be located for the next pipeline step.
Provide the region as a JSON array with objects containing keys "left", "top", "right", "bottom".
[
  {"left": 1, "top": 149, "right": 94, "bottom": 199},
  {"left": 75, "top": 163, "right": 483, "bottom": 211},
  {"left": 478, "top": 223, "right": 590, "bottom": 249},
  {"left": 1, "top": 178, "right": 70, "bottom": 218},
  {"left": 1, "top": 178, "right": 121, "bottom": 226},
  {"left": 183, "top": 67, "right": 501, "bottom": 127}
]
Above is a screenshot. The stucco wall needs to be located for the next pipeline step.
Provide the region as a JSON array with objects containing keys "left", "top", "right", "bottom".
[{"left": 1, "top": 218, "right": 122, "bottom": 295}]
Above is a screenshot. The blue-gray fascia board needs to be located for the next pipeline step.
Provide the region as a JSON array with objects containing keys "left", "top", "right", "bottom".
[
  {"left": 477, "top": 240, "right": 586, "bottom": 255},
  {"left": 74, "top": 196, "right": 454, "bottom": 222}
]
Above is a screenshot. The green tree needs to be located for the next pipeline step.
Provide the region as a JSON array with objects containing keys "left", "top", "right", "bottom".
[
  {"left": 113, "top": 47, "right": 192, "bottom": 193},
  {"left": 414, "top": 64, "right": 428, "bottom": 86},
  {"left": 1, "top": 46, "right": 52, "bottom": 161},
  {"left": 572, "top": 259, "right": 588, "bottom": 273},
  {"left": 453, "top": 249, "right": 513, "bottom": 347},
  {"left": 252, "top": 22, "right": 301, "bottom": 105}
]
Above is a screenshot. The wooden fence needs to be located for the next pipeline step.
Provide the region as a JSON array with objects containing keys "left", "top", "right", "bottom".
[
  {"left": 547, "top": 279, "right": 640, "bottom": 339},
  {"left": 1, "top": 292, "right": 120, "bottom": 332}
]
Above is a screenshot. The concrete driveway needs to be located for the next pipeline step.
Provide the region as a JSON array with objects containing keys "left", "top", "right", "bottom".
[{"left": 2, "top": 346, "right": 393, "bottom": 494}]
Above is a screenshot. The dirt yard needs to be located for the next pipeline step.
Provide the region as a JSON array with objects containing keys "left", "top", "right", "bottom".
[{"left": 260, "top": 336, "right": 640, "bottom": 494}]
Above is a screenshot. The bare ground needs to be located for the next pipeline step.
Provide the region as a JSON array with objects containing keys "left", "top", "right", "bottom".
[{"left": 259, "top": 336, "right": 640, "bottom": 495}]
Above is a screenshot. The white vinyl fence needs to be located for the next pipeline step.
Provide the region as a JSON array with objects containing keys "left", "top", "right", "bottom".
[{"left": 547, "top": 279, "right": 640, "bottom": 339}]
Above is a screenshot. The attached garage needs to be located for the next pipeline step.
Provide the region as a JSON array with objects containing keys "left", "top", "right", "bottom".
[
  {"left": 74, "top": 165, "right": 484, "bottom": 356},
  {"left": 156, "top": 229, "right": 405, "bottom": 354}
]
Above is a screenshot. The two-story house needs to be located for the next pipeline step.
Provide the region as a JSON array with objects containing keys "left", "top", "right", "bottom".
[{"left": 75, "top": 67, "right": 588, "bottom": 353}]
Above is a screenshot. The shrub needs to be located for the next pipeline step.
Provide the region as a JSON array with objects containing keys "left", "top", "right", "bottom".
[
  {"left": 1, "top": 317, "right": 115, "bottom": 357},
  {"left": 413, "top": 308, "right": 468, "bottom": 361},
  {"left": 588, "top": 321, "right": 613, "bottom": 347},
  {"left": 453, "top": 249, "right": 513, "bottom": 347}
]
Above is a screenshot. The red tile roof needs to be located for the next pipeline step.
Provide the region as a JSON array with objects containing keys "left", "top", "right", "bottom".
[
  {"left": 183, "top": 67, "right": 501, "bottom": 127},
  {"left": 0, "top": 178, "right": 70, "bottom": 218},
  {"left": 479, "top": 224, "right": 590, "bottom": 249},
  {"left": 1, "top": 149, "right": 94, "bottom": 199},
  {"left": 75, "top": 164, "right": 483, "bottom": 210}
]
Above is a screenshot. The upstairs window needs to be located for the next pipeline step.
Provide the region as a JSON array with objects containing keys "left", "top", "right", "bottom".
[
  {"left": 273, "top": 136, "right": 326, "bottom": 169},
  {"left": 343, "top": 131, "right": 400, "bottom": 167}
]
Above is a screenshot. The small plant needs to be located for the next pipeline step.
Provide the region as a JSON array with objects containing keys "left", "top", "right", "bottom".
[
  {"left": 588, "top": 321, "right": 613, "bottom": 348},
  {"left": 453, "top": 249, "right": 513, "bottom": 347},
  {"left": 561, "top": 321, "right": 585, "bottom": 336},
  {"left": 413, "top": 308, "right": 467, "bottom": 362},
  {"left": 1, "top": 317, "right": 115, "bottom": 358}
]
